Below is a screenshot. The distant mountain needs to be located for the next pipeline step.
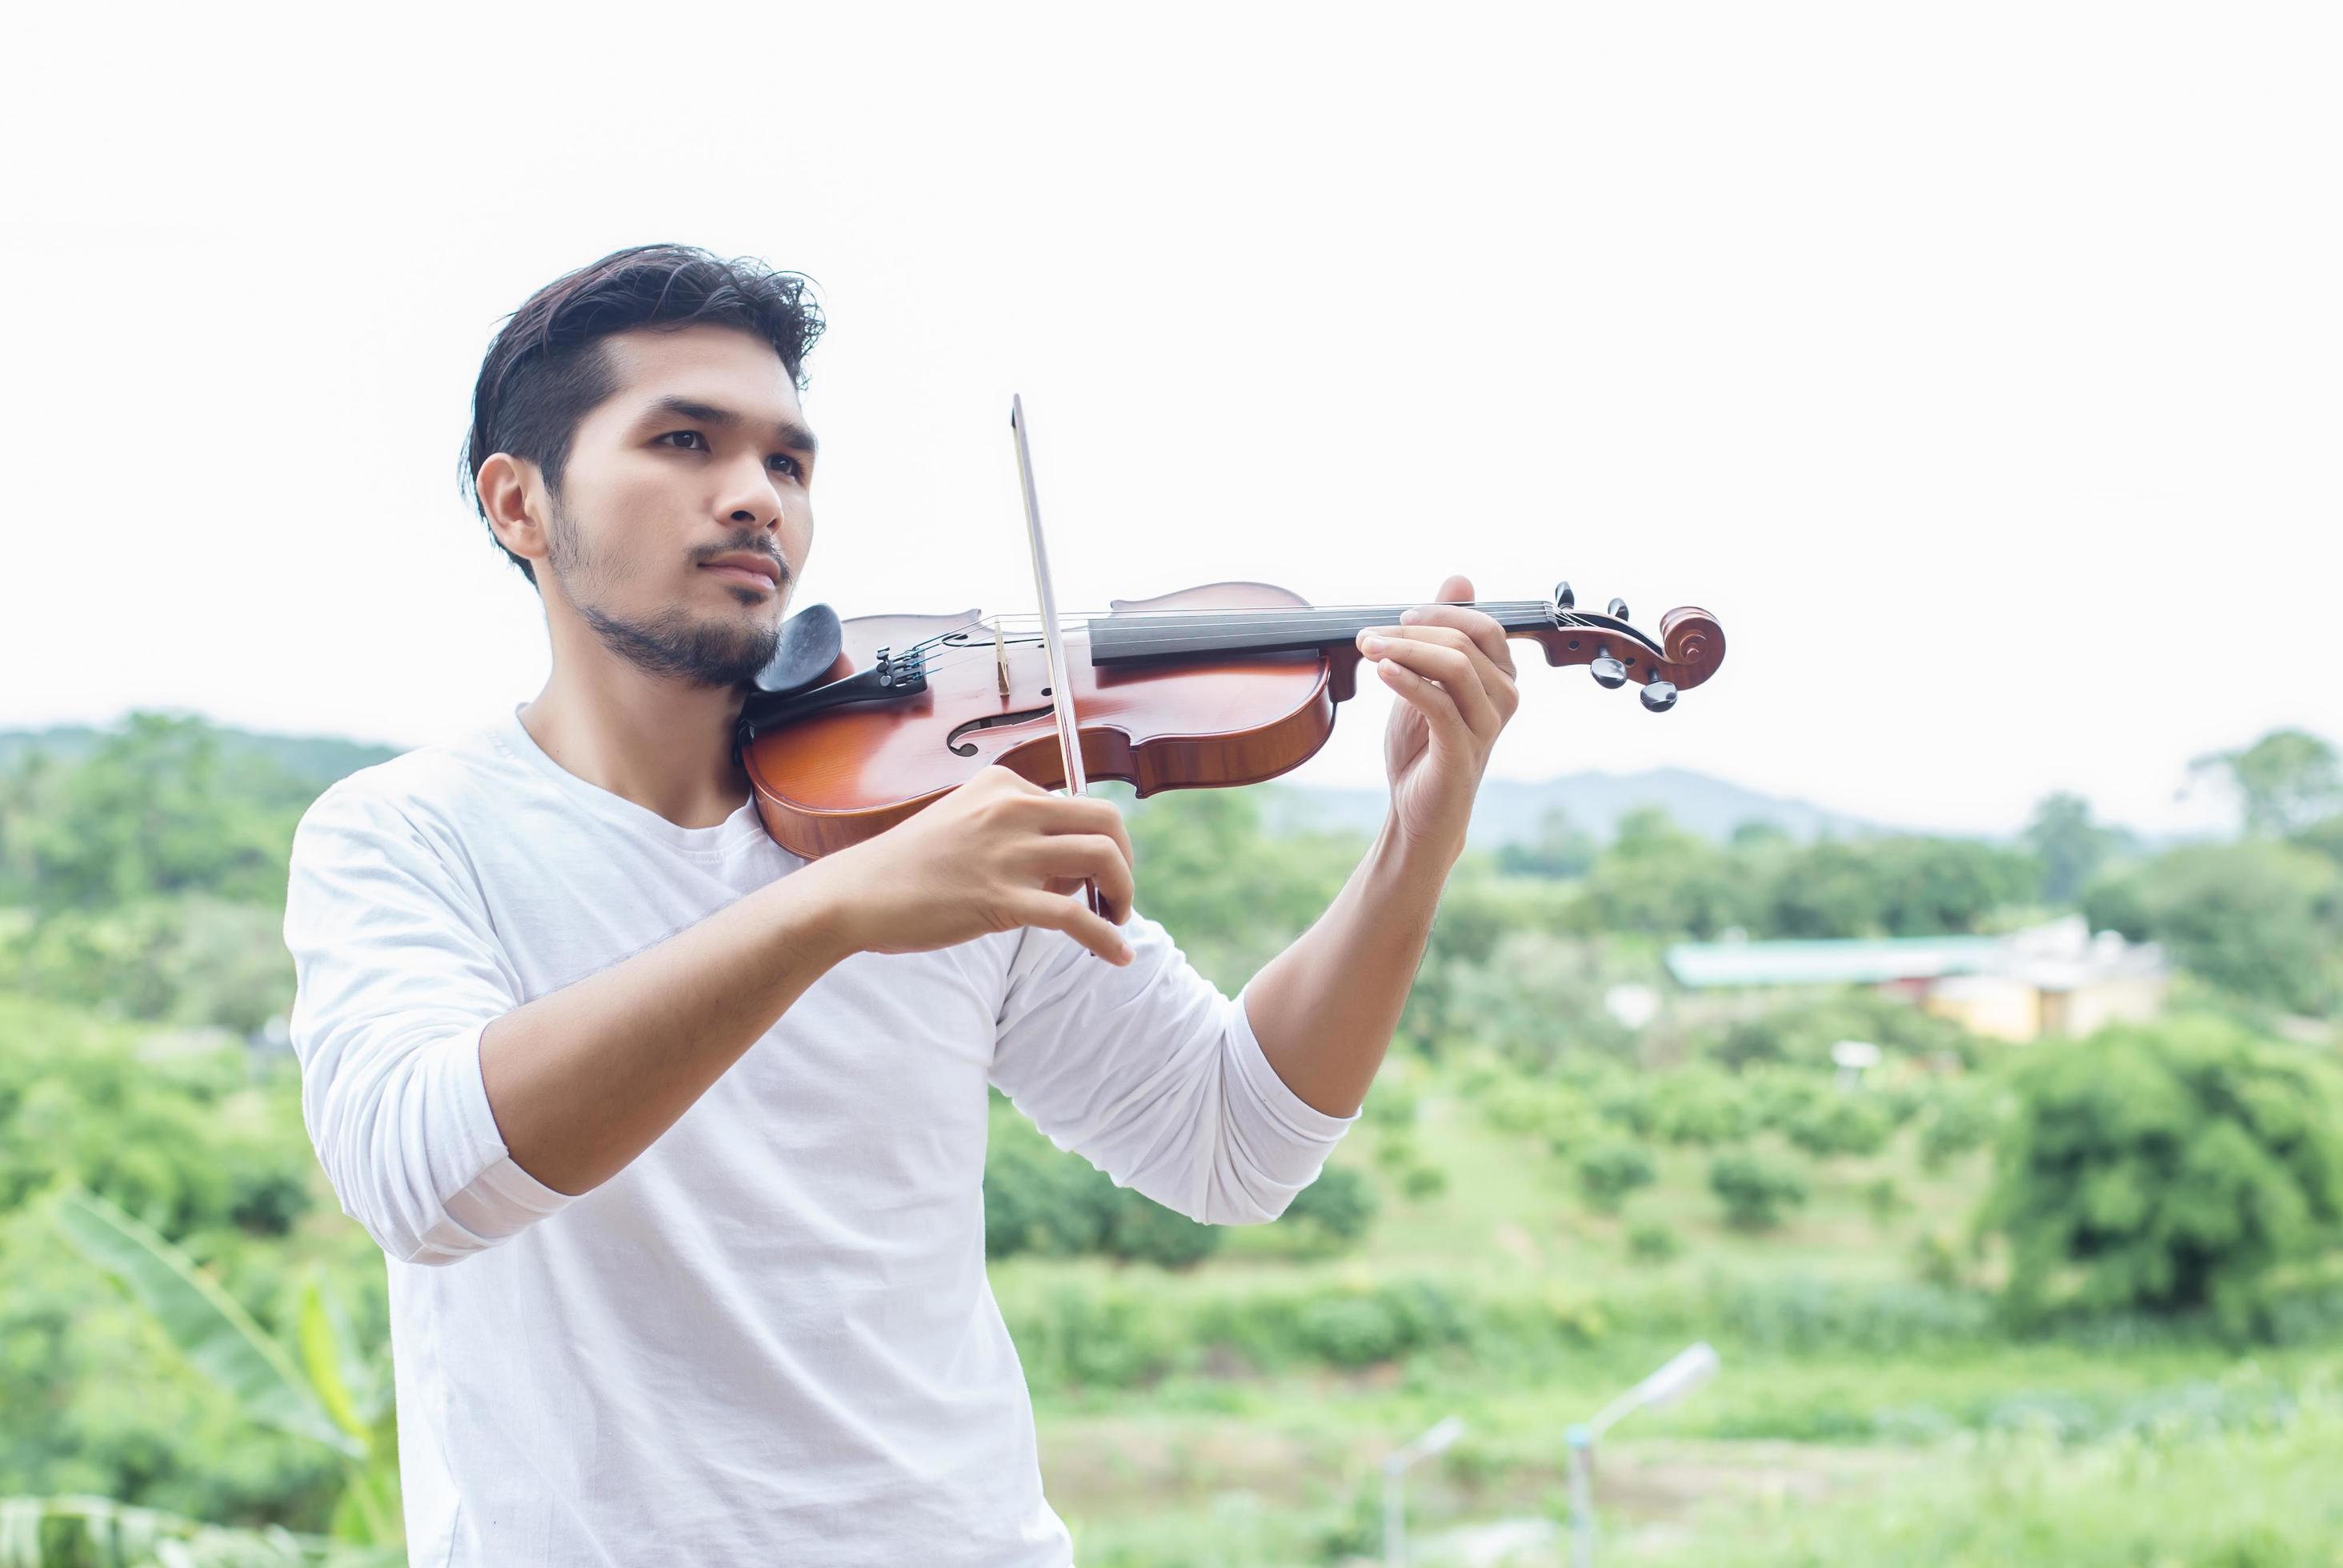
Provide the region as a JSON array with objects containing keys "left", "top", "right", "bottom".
[{"left": 1259, "top": 766, "right": 1889, "bottom": 846}]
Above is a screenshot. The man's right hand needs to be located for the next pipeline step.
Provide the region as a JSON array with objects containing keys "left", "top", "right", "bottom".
[{"left": 798, "top": 765, "right": 1137, "bottom": 966}]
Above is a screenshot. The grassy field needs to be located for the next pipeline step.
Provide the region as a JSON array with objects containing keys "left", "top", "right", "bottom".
[{"left": 1000, "top": 1056, "right": 2343, "bottom": 1565}]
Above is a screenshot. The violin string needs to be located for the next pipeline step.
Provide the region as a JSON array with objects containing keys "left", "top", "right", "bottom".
[
  {"left": 892, "top": 606, "right": 1636, "bottom": 688},
  {"left": 899, "top": 595, "right": 1593, "bottom": 656},
  {"left": 895, "top": 600, "right": 1571, "bottom": 657},
  {"left": 890, "top": 597, "right": 1570, "bottom": 654}
]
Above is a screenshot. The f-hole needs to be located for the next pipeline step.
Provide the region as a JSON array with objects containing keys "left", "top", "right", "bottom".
[{"left": 947, "top": 703, "right": 1056, "bottom": 756}]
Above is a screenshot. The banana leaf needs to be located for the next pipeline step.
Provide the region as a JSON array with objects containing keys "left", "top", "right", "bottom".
[{"left": 50, "top": 1188, "right": 361, "bottom": 1460}]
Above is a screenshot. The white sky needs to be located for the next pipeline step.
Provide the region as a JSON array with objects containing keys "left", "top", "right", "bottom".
[{"left": 3, "top": 4, "right": 2337, "bottom": 837}]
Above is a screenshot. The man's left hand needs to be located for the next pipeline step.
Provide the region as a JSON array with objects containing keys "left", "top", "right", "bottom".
[{"left": 1356, "top": 573, "right": 1520, "bottom": 864}]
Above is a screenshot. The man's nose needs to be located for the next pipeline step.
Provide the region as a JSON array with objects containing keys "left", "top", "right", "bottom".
[{"left": 715, "top": 454, "right": 787, "bottom": 526}]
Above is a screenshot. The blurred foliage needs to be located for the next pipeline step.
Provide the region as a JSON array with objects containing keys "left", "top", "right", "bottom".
[
  {"left": 6, "top": 711, "right": 2343, "bottom": 1562},
  {"left": 1784, "top": 1091, "right": 1894, "bottom": 1160},
  {"left": 2189, "top": 727, "right": 2341, "bottom": 838},
  {"left": 1574, "top": 1140, "right": 1657, "bottom": 1213},
  {"left": 1492, "top": 804, "right": 1597, "bottom": 880},
  {"left": 1627, "top": 1218, "right": 1682, "bottom": 1263},
  {"left": 0, "top": 714, "right": 312, "bottom": 916},
  {"left": 980, "top": 1096, "right": 1224, "bottom": 1269},
  {"left": 1710, "top": 1149, "right": 1812, "bottom": 1231},
  {"left": 1984, "top": 1018, "right": 2343, "bottom": 1329},
  {"left": 2084, "top": 840, "right": 2343, "bottom": 1015},
  {"left": 2024, "top": 790, "right": 2126, "bottom": 905},
  {"left": 1634, "top": 1388, "right": 2343, "bottom": 1568},
  {"left": 0, "top": 995, "right": 383, "bottom": 1530}
]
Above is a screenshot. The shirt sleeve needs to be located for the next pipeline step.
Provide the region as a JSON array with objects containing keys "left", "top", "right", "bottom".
[
  {"left": 987, "top": 909, "right": 1358, "bottom": 1226},
  {"left": 282, "top": 783, "right": 577, "bottom": 1266}
]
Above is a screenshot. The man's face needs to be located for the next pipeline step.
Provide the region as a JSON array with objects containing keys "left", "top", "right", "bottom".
[{"left": 539, "top": 323, "right": 816, "bottom": 688}]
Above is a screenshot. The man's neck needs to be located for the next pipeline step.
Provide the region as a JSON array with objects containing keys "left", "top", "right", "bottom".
[{"left": 519, "top": 670, "right": 751, "bottom": 831}]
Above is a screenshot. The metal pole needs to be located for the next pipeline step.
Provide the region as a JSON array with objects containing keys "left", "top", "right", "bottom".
[{"left": 1567, "top": 1423, "right": 1594, "bottom": 1568}]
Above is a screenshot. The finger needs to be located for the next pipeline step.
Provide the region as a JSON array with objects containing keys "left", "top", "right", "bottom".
[
  {"left": 1018, "top": 792, "right": 1137, "bottom": 875},
  {"left": 975, "top": 763, "right": 1046, "bottom": 795},
  {"left": 1360, "top": 634, "right": 1501, "bottom": 740},
  {"left": 1015, "top": 888, "right": 1135, "bottom": 965},
  {"left": 1400, "top": 601, "right": 1516, "bottom": 679},
  {"left": 1367, "top": 622, "right": 1519, "bottom": 719},
  {"left": 1373, "top": 656, "right": 1476, "bottom": 751},
  {"left": 1026, "top": 833, "right": 1137, "bottom": 926}
]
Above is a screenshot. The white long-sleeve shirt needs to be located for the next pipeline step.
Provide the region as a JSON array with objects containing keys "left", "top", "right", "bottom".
[{"left": 281, "top": 703, "right": 1356, "bottom": 1566}]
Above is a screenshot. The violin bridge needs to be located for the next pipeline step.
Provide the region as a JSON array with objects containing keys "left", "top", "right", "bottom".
[{"left": 994, "top": 622, "right": 1011, "bottom": 697}]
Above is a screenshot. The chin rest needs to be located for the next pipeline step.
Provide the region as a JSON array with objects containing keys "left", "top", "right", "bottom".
[{"left": 751, "top": 603, "right": 844, "bottom": 697}]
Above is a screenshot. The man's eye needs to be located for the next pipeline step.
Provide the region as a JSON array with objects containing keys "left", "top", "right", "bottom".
[
  {"left": 769, "top": 454, "right": 803, "bottom": 478},
  {"left": 659, "top": 430, "right": 708, "bottom": 450}
]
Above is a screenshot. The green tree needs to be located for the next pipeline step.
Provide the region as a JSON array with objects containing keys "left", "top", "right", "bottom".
[
  {"left": 1496, "top": 806, "right": 1597, "bottom": 879},
  {"left": 1981, "top": 1018, "right": 2343, "bottom": 1325},
  {"left": 2189, "top": 729, "right": 2342, "bottom": 838},
  {"left": 1583, "top": 807, "right": 1748, "bottom": 938},
  {"left": 11, "top": 713, "right": 310, "bottom": 915},
  {"left": 2025, "top": 792, "right": 2118, "bottom": 905},
  {"left": 2086, "top": 842, "right": 2342, "bottom": 1014},
  {"left": 1440, "top": 931, "right": 1632, "bottom": 1067},
  {"left": 2292, "top": 812, "right": 2343, "bottom": 868}
]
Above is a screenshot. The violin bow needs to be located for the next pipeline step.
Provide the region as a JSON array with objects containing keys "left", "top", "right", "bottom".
[{"left": 1008, "top": 394, "right": 1104, "bottom": 921}]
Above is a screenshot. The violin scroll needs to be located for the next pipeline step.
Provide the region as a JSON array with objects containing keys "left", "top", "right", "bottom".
[{"left": 1519, "top": 598, "right": 1725, "bottom": 706}]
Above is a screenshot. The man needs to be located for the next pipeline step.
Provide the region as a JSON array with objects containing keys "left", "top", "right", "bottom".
[{"left": 284, "top": 243, "right": 1521, "bottom": 1565}]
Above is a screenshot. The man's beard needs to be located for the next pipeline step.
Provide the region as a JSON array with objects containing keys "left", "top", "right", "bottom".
[{"left": 546, "top": 498, "right": 783, "bottom": 689}]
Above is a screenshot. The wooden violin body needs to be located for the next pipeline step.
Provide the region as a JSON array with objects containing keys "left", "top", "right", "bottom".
[{"left": 738, "top": 582, "right": 1724, "bottom": 860}]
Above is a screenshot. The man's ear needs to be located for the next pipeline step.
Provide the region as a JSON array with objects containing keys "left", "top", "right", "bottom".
[{"left": 475, "top": 451, "right": 551, "bottom": 574}]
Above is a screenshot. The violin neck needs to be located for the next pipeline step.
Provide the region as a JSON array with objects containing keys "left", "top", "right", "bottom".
[{"left": 1087, "top": 601, "right": 1560, "bottom": 666}]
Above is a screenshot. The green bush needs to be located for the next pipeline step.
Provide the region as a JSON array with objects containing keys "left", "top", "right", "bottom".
[
  {"left": 1628, "top": 1220, "right": 1682, "bottom": 1263},
  {"left": 1710, "top": 1150, "right": 1810, "bottom": 1231},
  {"left": 1646, "top": 1066, "right": 1752, "bottom": 1146},
  {"left": 1276, "top": 1165, "right": 1378, "bottom": 1254},
  {"left": 1785, "top": 1093, "right": 1893, "bottom": 1159},
  {"left": 1100, "top": 1196, "right": 1221, "bottom": 1270},
  {"left": 1398, "top": 1162, "right": 1449, "bottom": 1201},
  {"left": 981, "top": 1102, "right": 1226, "bottom": 1269},
  {"left": 1576, "top": 1141, "right": 1657, "bottom": 1213},
  {"left": 1592, "top": 1078, "right": 1656, "bottom": 1137},
  {"left": 1981, "top": 1018, "right": 2343, "bottom": 1327},
  {"left": 1477, "top": 1077, "right": 1598, "bottom": 1150},
  {"left": 1918, "top": 1081, "right": 1999, "bottom": 1170}
]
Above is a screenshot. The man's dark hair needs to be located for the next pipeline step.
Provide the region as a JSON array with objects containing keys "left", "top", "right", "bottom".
[{"left": 462, "top": 244, "right": 825, "bottom": 586}]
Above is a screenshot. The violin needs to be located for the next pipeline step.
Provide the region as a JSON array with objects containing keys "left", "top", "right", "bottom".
[{"left": 733, "top": 582, "right": 1726, "bottom": 861}]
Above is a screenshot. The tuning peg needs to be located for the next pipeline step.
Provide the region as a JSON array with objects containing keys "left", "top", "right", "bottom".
[
  {"left": 1553, "top": 581, "right": 1575, "bottom": 610},
  {"left": 1607, "top": 597, "right": 1630, "bottom": 621},
  {"left": 1591, "top": 647, "right": 1628, "bottom": 689},
  {"left": 1640, "top": 678, "right": 1679, "bottom": 713}
]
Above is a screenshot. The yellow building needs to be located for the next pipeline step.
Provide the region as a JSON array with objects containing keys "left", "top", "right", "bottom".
[{"left": 1666, "top": 916, "right": 2168, "bottom": 1043}]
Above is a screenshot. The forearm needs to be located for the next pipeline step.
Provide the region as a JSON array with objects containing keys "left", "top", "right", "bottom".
[
  {"left": 1240, "top": 818, "right": 1455, "bottom": 1118},
  {"left": 479, "top": 864, "right": 855, "bottom": 1195}
]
